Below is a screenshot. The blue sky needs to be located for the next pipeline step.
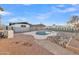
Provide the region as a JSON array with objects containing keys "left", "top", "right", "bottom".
[{"left": 0, "top": 4, "right": 79, "bottom": 25}]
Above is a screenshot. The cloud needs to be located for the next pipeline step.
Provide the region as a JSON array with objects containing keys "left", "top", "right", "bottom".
[
  {"left": 59, "top": 7, "right": 77, "bottom": 12},
  {"left": 0, "top": 11, "right": 12, "bottom": 15},
  {"left": 57, "top": 5, "right": 65, "bottom": 8},
  {"left": 71, "top": 4, "right": 79, "bottom": 7},
  {"left": 8, "top": 17, "right": 29, "bottom": 23},
  {"left": 52, "top": 5, "right": 78, "bottom": 13},
  {"left": 71, "top": 13, "right": 79, "bottom": 16},
  {"left": 35, "top": 5, "right": 66, "bottom": 20},
  {"left": 23, "top": 4, "right": 32, "bottom": 6},
  {"left": 36, "top": 12, "right": 52, "bottom": 20}
]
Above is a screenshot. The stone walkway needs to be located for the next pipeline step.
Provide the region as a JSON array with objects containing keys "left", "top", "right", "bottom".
[{"left": 34, "top": 39, "right": 76, "bottom": 55}]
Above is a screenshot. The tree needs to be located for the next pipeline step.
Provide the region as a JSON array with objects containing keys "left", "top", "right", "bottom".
[
  {"left": 0, "top": 7, "right": 4, "bottom": 11},
  {"left": 0, "top": 7, "right": 4, "bottom": 29}
]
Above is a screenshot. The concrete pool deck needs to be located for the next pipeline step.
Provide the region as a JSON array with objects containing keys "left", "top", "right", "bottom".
[{"left": 23, "top": 31, "right": 58, "bottom": 39}]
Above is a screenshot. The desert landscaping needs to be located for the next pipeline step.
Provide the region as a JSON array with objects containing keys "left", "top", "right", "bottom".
[
  {"left": 0, "top": 5, "right": 79, "bottom": 55},
  {"left": 0, "top": 33, "right": 53, "bottom": 55}
]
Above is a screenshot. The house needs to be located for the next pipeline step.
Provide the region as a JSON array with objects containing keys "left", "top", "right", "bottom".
[
  {"left": 30, "top": 24, "right": 46, "bottom": 31},
  {"left": 9, "top": 22, "right": 31, "bottom": 32}
]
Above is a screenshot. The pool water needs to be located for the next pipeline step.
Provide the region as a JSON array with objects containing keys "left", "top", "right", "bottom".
[{"left": 36, "top": 31, "right": 50, "bottom": 35}]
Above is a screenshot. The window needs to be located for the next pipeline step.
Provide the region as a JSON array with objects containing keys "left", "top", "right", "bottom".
[{"left": 21, "top": 25, "right": 26, "bottom": 27}]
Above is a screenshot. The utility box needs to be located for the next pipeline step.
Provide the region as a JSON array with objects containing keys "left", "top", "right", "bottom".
[
  {"left": 5, "top": 30, "right": 14, "bottom": 38},
  {"left": 8, "top": 30, "right": 14, "bottom": 38}
]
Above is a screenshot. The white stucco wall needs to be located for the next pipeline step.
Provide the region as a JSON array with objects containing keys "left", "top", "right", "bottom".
[{"left": 11, "top": 24, "right": 30, "bottom": 32}]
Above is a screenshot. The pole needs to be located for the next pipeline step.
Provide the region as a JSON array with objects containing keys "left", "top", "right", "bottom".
[
  {"left": 0, "top": 15, "right": 1, "bottom": 28},
  {"left": 0, "top": 14, "right": 2, "bottom": 28},
  {"left": 0, "top": 15, "right": 1, "bottom": 26}
]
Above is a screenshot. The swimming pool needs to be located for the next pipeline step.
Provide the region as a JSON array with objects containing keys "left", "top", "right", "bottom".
[
  {"left": 36, "top": 31, "right": 50, "bottom": 35},
  {"left": 23, "top": 31, "right": 58, "bottom": 39}
]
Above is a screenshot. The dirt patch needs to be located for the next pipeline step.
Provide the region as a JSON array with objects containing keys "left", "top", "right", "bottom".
[{"left": 0, "top": 33, "right": 52, "bottom": 55}]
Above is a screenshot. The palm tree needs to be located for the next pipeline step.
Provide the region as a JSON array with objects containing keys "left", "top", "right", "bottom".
[
  {"left": 0, "top": 7, "right": 4, "bottom": 11},
  {"left": 0, "top": 7, "right": 4, "bottom": 29}
]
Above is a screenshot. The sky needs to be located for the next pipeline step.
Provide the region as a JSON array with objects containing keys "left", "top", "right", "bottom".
[{"left": 0, "top": 4, "right": 79, "bottom": 25}]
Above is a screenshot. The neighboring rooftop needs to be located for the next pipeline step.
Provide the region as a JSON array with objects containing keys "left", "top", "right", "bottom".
[
  {"left": 31, "top": 24, "right": 46, "bottom": 27},
  {"left": 9, "top": 22, "right": 31, "bottom": 26}
]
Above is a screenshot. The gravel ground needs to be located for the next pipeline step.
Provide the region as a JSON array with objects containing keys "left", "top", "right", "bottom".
[{"left": 0, "top": 33, "right": 52, "bottom": 55}]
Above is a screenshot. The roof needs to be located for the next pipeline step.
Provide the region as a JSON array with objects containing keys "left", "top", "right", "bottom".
[
  {"left": 31, "top": 24, "right": 46, "bottom": 27},
  {"left": 9, "top": 22, "right": 31, "bottom": 25}
]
